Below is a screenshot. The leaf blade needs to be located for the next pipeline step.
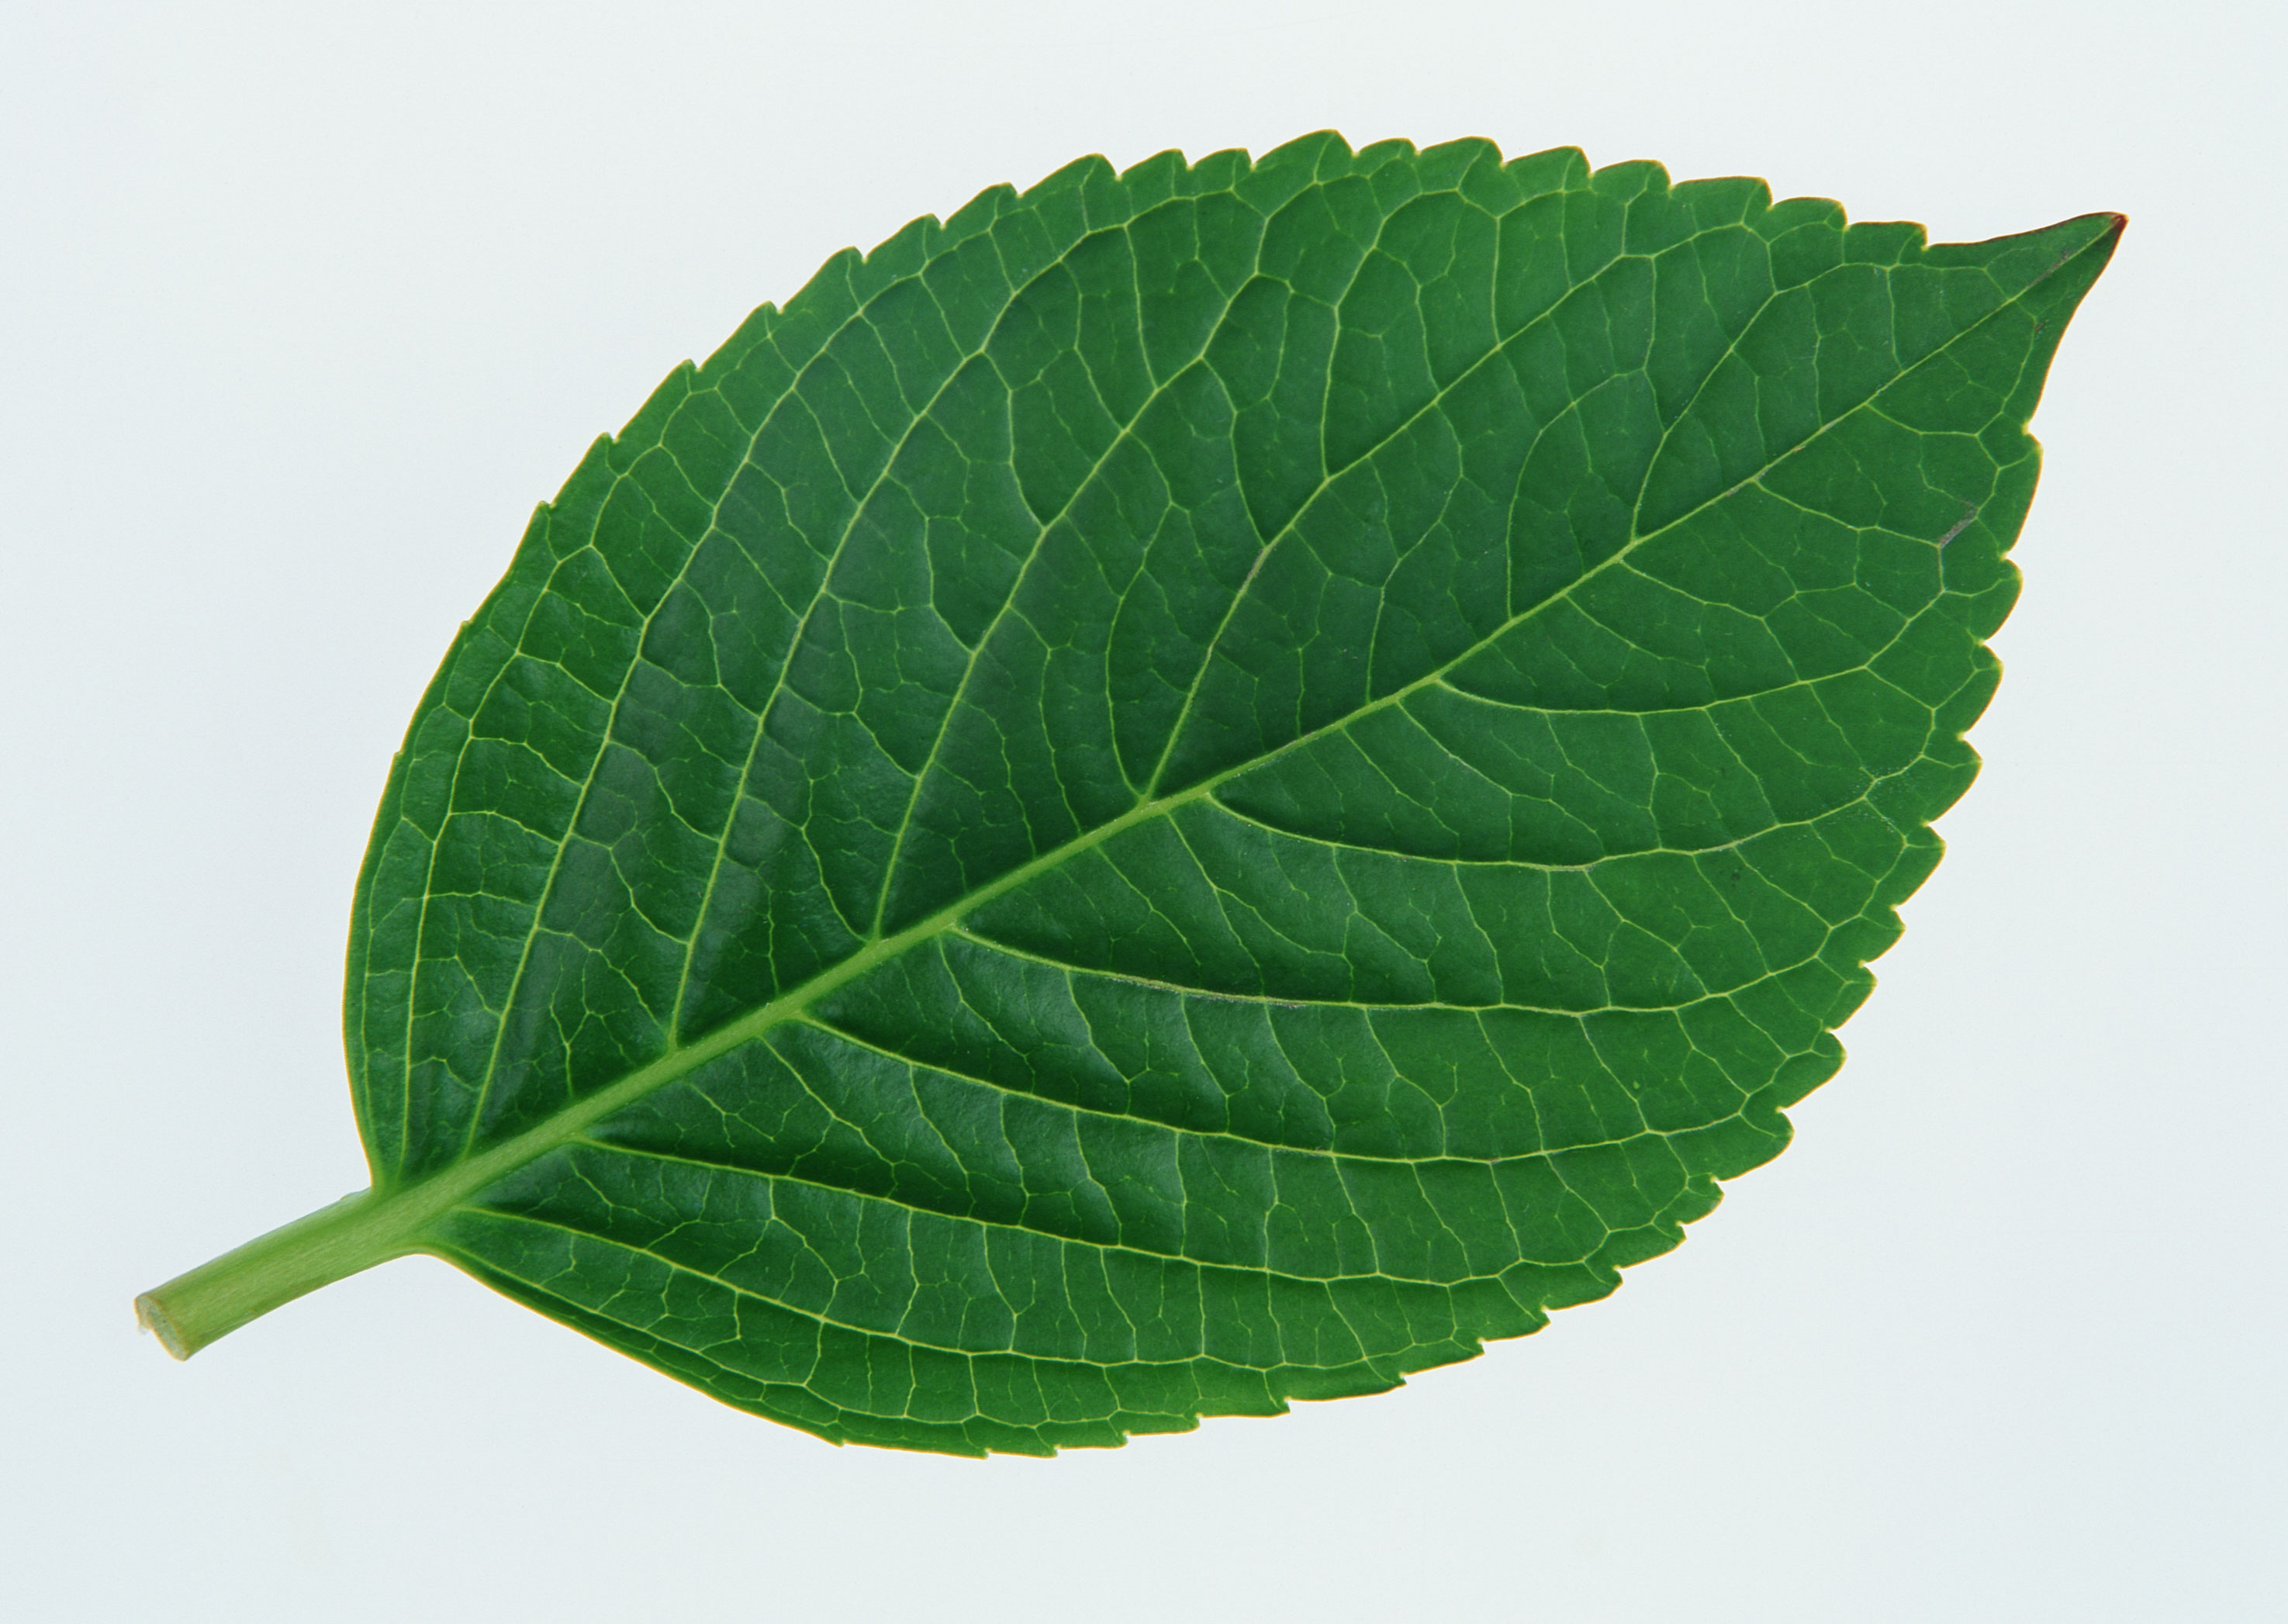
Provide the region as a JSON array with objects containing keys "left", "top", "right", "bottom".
[{"left": 339, "top": 136, "right": 2118, "bottom": 1452}]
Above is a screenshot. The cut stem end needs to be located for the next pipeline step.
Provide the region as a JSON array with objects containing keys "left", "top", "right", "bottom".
[{"left": 135, "top": 1293, "right": 192, "bottom": 1360}]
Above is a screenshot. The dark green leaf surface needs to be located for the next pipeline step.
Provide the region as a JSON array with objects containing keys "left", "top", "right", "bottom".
[{"left": 346, "top": 134, "right": 2117, "bottom": 1453}]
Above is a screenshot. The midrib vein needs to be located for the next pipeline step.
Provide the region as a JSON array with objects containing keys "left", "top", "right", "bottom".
[
  {"left": 361, "top": 773, "right": 1217, "bottom": 1248},
  {"left": 366, "top": 211, "right": 2117, "bottom": 1256}
]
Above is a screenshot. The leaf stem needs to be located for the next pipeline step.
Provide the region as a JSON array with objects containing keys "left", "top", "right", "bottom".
[{"left": 133, "top": 1190, "right": 420, "bottom": 1359}]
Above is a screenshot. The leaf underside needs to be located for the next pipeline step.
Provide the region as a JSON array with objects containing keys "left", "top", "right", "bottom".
[{"left": 345, "top": 133, "right": 2116, "bottom": 1455}]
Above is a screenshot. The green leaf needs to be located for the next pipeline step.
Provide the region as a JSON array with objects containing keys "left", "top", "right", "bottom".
[{"left": 137, "top": 133, "right": 2119, "bottom": 1456}]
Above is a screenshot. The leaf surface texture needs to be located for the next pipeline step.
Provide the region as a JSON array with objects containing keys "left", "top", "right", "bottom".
[{"left": 346, "top": 134, "right": 2117, "bottom": 1453}]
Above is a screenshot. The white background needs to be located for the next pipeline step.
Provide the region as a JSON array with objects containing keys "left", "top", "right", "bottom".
[{"left": 3, "top": 2, "right": 2280, "bottom": 1619}]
